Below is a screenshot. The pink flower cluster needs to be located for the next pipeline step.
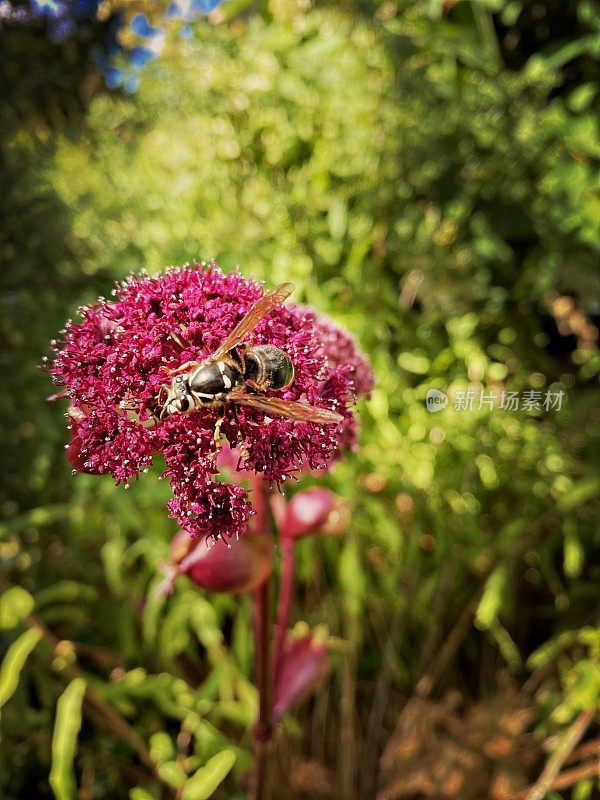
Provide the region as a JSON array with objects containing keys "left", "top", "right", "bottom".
[{"left": 50, "top": 263, "right": 372, "bottom": 542}]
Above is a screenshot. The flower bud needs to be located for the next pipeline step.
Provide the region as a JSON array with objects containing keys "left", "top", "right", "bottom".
[
  {"left": 272, "top": 633, "right": 330, "bottom": 723},
  {"left": 165, "top": 530, "right": 274, "bottom": 594},
  {"left": 280, "top": 488, "right": 350, "bottom": 540},
  {"left": 169, "top": 529, "right": 196, "bottom": 564}
]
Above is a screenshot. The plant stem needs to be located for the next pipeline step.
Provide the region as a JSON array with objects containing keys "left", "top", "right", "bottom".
[
  {"left": 340, "top": 613, "right": 358, "bottom": 800},
  {"left": 272, "top": 536, "right": 295, "bottom": 683},
  {"left": 523, "top": 709, "right": 595, "bottom": 800},
  {"left": 251, "top": 579, "right": 271, "bottom": 800},
  {"left": 250, "top": 477, "right": 273, "bottom": 800}
]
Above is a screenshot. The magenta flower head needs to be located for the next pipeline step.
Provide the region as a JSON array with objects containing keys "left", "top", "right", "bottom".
[
  {"left": 48, "top": 263, "right": 372, "bottom": 543},
  {"left": 305, "top": 309, "right": 373, "bottom": 453}
]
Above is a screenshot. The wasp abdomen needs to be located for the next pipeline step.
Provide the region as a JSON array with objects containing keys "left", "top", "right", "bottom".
[{"left": 244, "top": 345, "right": 294, "bottom": 390}]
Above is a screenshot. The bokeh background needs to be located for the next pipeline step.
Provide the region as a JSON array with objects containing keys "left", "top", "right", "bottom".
[{"left": 1, "top": 1, "right": 599, "bottom": 799}]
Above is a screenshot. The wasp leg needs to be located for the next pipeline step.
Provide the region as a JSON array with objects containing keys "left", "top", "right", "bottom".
[
  {"left": 230, "top": 404, "right": 249, "bottom": 462},
  {"left": 159, "top": 360, "right": 202, "bottom": 377},
  {"left": 245, "top": 378, "right": 271, "bottom": 393},
  {"left": 211, "top": 412, "right": 226, "bottom": 459}
]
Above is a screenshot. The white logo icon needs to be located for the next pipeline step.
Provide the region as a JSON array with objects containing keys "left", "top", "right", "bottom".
[{"left": 426, "top": 389, "right": 448, "bottom": 412}]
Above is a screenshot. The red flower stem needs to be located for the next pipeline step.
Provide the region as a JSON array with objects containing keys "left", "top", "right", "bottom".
[
  {"left": 272, "top": 536, "right": 295, "bottom": 684},
  {"left": 251, "top": 579, "right": 271, "bottom": 800},
  {"left": 250, "top": 477, "right": 273, "bottom": 800}
]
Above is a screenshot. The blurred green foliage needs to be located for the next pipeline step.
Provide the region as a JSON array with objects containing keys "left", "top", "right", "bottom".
[{"left": 1, "top": 1, "right": 599, "bottom": 799}]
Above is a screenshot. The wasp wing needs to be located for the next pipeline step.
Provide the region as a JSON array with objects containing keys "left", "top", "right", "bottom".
[
  {"left": 207, "top": 282, "right": 295, "bottom": 363},
  {"left": 230, "top": 391, "right": 343, "bottom": 425}
]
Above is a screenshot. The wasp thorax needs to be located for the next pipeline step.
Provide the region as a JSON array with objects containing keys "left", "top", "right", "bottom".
[{"left": 244, "top": 345, "right": 295, "bottom": 390}]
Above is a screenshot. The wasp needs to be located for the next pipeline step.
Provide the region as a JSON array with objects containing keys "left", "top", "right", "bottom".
[{"left": 142, "top": 283, "right": 342, "bottom": 441}]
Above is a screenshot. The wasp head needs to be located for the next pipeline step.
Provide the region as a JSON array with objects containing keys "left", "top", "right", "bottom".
[{"left": 158, "top": 376, "right": 192, "bottom": 419}]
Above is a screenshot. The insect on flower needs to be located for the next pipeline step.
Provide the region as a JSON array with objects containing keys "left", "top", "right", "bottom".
[
  {"left": 49, "top": 263, "right": 372, "bottom": 542},
  {"left": 137, "top": 283, "right": 343, "bottom": 445}
]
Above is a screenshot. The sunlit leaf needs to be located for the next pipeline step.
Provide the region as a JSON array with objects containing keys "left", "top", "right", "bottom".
[
  {"left": 35, "top": 581, "right": 98, "bottom": 608},
  {"left": 181, "top": 749, "right": 236, "bottom": 800},
  {"left": 476, "top": 565, "right": 508, "bottom": 630},
  {"left": 563, "top": 521, "right": 584, "bottom": 579},
  {"left": 0, "top": 587, "right": 34, "bottom": 629},
  {"left": 157, "top": 760, "right": 187, "bottom": 789},
  {"left": 557, "top": 478, "right": 599, "bottom": 513},
  {"left": 49, "top": 677, "right": 86, "bottom": 800},
  {"left": 149, "top": 731, "right": 175, "bottom": 764},
  {"left": 0, "top": 628, "right": 42, "bottom": 708},
  {"left": 129, "top": 788, "right": 155, "bottom": 800},
  {"left": 339, "top": 538, "right": 366, "bottom": 620}
]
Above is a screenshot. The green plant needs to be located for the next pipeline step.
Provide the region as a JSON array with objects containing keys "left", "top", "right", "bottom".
[{"left": 2, "top": 2, "right": 598, "bottom": 798}]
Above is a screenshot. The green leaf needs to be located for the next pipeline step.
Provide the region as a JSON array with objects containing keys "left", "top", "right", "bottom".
[
  {"left": 0, "top": 504, "right": 70, "bottom": 535},
  {"left": 149, "top": 731, "right": 175, "bottom": 765},
  {"left": 540, "top": 34, "right": 600, "bottom": 71},
  {"left": 528, "top": 631, "right": 577, "bottom": 669},
  {"left": 35, "top": 581, "right": 98, "bottom": 608},
  {"left": 447, "top": 313, "right": 478, "bottom": 341},
  {"left": 339, "top": 538, "right": 366, "bottom": 619},
  {"left": 501, "top": 2, "right": 524, "bottom": 26},
  {"left": 397, "top": 352, "right": 430, "bottom": 375},
  {"left": 212, "top": 699, "right": 254, "bottom": 728},
  {"left": 557, "top": 478, "right": 599, "bottom": 512},
  {"left": 0, "top": 627, "right": 42, "bottom": 707},
  {"left": 489, "top": 622, "right": 521, "bottom": 670},
  {"left": 568, "top": 83, "right": 598, "bottom": 113},
  {"left": 142, "top": 576, "right": 167, "bottom": 646},
  {"left": 188, "top": 596, "right": 223, "bottom": 651},
  {"left": 0, "top": 586, "right": 35, "bottom": 629},
  {"left": 328, "top": 198, "right": 347, "bottom": 240},
  {"left": 475, "top": 565, "right": 507, "bottom": 630},
  {"left": 563, "top": 521, "right": 584, "bottom": 579},
  {"left": 157, "top": 761, "right": 187, "bottom": 789},
  {"left": 101, "top": 539, "right": 125, "bottom": 595},
  {"left": 572, "top": 778, "right": 594, "bottom": 800},
  {"left": 159, "top": 601, "right": 191, "bottom": 660},
  {"left": 181, "top": 749, "right": 236, "bottom": 800},
  {"left": 49, "top": 677, "right": 87, "bottom": 800},
  {"left": 129, "top": 789, "right": 156, "bottom": 800}
]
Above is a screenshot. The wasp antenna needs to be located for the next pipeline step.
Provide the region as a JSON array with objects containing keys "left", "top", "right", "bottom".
[{"left": 168, "top": 330, "right": 191, "bottom": 351}]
